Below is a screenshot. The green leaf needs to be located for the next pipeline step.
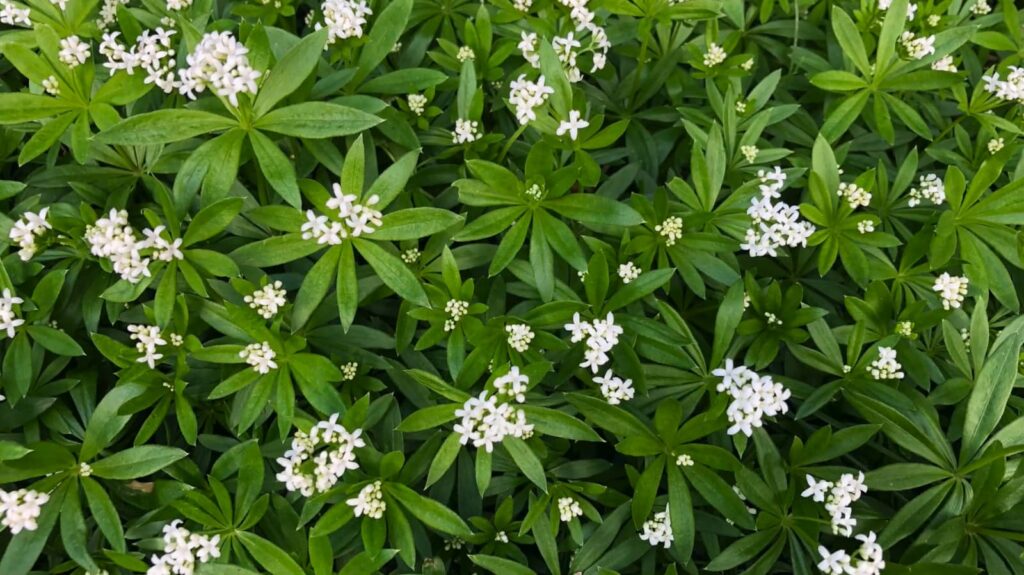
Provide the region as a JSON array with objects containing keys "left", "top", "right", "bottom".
[
  {"left": 961, "top": 316, "right": 1024, "bottom": 462},
  {"left": 0, "top": 482, "right": 67, "bottom": 575},
  {"left": 0, "top": 94, "right": 74, "bottom": 124},
  {"left": 95, "top": 110, "right": 236, "bottom": 144},
  {"left": 503, "top": 437, "right": 548, "bottom": 491},
  {"left": 604, "top": 268, "right": 674, "bottom": 311},
  {"left": 545, "top": 194, "right": 644, "bottom": 227},
  {"left": 26, "top": 325, "right": 85, "bottom": 356},
  {"left": 373, "top": 208, "right": 463, "bottom": 240},
  {"left": 183, "top": 197, "right": 244, "bottom": 247},
  {"left": 249, "top": 130, "right": 301, "bottom": 208},
  {"left": 360, "top": 68, "right": 447, "bottom": 94},
  {"left": 255, "top": 102, "right": 381, "bottom": 138},
  {"left": 831, "top": 8, "right": 872, "bottom": 77},
  {"left": 292, "top": 244, "right": 341, "bottom": 329},
  {"left": 470, "top": 555, "right": 538, "bottom": 575},
  {"left": 253, "top": 28, "right": 328, "bottom": 116},
  {"left": 354, "top": 238, "right": 429, "bottom": 306},
  {"left": 354, "top": 0, "right": 413, "bottom": 84},
  {"left": 91, "top": 446, "right": 188, "bottom": 479},
  {"left": 237, "top": 532, "right": 305, "bottom": 575},
  {"left": 388, "top": 483, "right": 473, "bottom": 537},
  {"left": 230, "top": 233, "right": 322, "bottom": 267}
]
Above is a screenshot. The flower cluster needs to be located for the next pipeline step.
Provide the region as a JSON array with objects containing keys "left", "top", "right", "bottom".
[
  {"left": 444, "top": 299, "right": 470, "bottom": 332},
  {"left": 100, "top": 29, "right": 178, "bottom": 94},
  {"left": 565, "top": 312, "right": 623, "bottom": 373},
  {"left": 494, "top": 365, "right": 530, "bottom": 403},
  {"left": 857, "top": 220, "right": 875, "bottom": 234},
  {"left": 146, "top": 519, "right": 221, "bottom": 575},
  {"left": 655, "top": 216, "right": 683, "bottom": 246},
  {"left": 900, "top": 32, "right": 936, "bottom": 60},
  {"left": 275, "top": 414, "right": 365, "bottom": 496},
  {"left": 712, "top": 360, "right": 791, "bottom": 437},
  {"left": 869, "top": 346, "right": 903, "bottom": 380},
  {"left": 556, "top": 110, "right": 589, "bottom": 140},
  {"left": 85, "top": 210, "right": 183, "bottom": 284},
  {"left": 302, "top": 185, "right": 384, "bottom": 245},
  {"left": 341, "top": 361, "right": 358, "bottom": 381},
  {"left": 617, "top": 261, "right": 641, "bottom": 284},
  {"left": 452, "top": 118, "right": 482, "bottom": 144},
  {"left": 346, "top": 481, "right": 386, "bottom": 519},
  {"left": 0, "top": 489, "right": 49, "bottom": 534},
  {"left": 932, "top": 55, "right": 957, "bottom": 73},
  {"left": 453, "top": 390, "right": 533, "bottom": 452},
  {"left": 407, "top": 93, "right": 427, "bottom": 115},
  {"left": 908, "top": 173, "right": 945, "bottom": 206},
  {"left": 741, "top": 145, "right": 759, "bottom": 163},
  {"left": 933, "top": 273, "right": 969, "bottom": 310},
  {"left": 741, "top": 167, "right": 816, "bottom": 257},
  {"left": 129, "top": 324, "right": 168, "bottom": 368},
  {"left": 0, "top": 0, "right": 31, "bottom": 26},
  {"left": 983, "top": 65, "right": 1024, "bottom": 105},
  {"left": 988, "top": 137, "right": 1005, "bottom": 153},
  {"left": 703, "top": 43, "right": 727, "bottom": 67},
  {"left": 837, "top": 182, "right": 871, "bottom": 209},
  {"left": 8, "top": 207, "right": 51, "bottom": 261},
  {"left": 557, "top": 497, "right": 583, "bottom": 522},
  {"left": 817, "top": 532, "right": 885, "bottom": 575},
  {"left": 508, "top": 74, "right": 555, "bottom": 125},
  {"left": 801, "top": 472, "right": 869, "bottom": 536},
  {"left": 676, "top": 453, "right": 694, "bottom": 467},
  {"left": 245, "top": 281, "right": 288, "bottom": 319},
  {"left": 240, "top": 342, "right": 277, "bottom": 374},
  {"left": 505, "top": 324, "right": 535, "bottom": 353},
  {"left": 317, "top": 0, "right": 371, "bottom": 45},
  {"left": 178, "top": 32, "right": 261, "bottom": 106},
  {"left": 639, "top": 507, "right": 673, "bottom": 548},
  {"left": 594, "top": 369, "right": 634, "bottom": 405},
  {"left": 58, "top": 36, "right": 90, "bottom": 68}
]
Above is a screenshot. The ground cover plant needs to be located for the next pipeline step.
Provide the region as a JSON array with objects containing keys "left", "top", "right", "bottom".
[{"left": 1, "top": 0, "right": 1024, "bottom": 573}]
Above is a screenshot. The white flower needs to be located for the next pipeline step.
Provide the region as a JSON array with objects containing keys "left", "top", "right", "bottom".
[
  {"left": 908, "top": 173, "right": 945, "bottom": 206},
  {"left": 557, "top": 497, "right": 583, "bottom": 522},
  {"left": 276, "top": 414, "right": 366, "bottom": 496},
  {"left": 505, "top": 324, "right": 535, "bottom": 353},
  {"left": 801, "top": 474, "right": 831, "bottom": 502},
  {"left": 982, "top": 66, "right": 1024, "bottom": 106},
  {"left": 508, "top": 74, "right": 554, "bottom": 125},
  {"left": 804, "top": 472, "right": 867, "bottom": 536},
  {"left": 493, "top": 365, "right": 530, "bottom": 403},
  {"left": 146, "top": 519, "right": 221, "bottom": 575},
  {"left": 703, "top": 43, "right": 727, "bottom": 67},
  {"left": 9, "top": 207, "right": 51, "bottom": 261},
  {"left": 740, "top": 168, "right": 816, "bottom": 257},
  {"left": 617, "top": 261, "right": 641, "bottom": 284},
  {"left": 741, "top": 145, "right": 759, "bottom": 163},
  {"left": 346, "top": 481, "right": 386, "bottom": 519},
  {"left": 408, "top": 93, "right": 427, "bottom": 115},
  {"left": 556, "top": 110, "right": 589, "bottom": 140},
  {"left": 41, "top": 75, "right": 60, "bottom": 96},
  {"left": 128, "top": 324, "right": 167, "bottom": 368},
  {"left": 453, "top": 391, "right": 533, "bottom": 452},
  {"left": 0, "top": 0, "right": 31, "bottom": 26},
  {"left": 564, "top": 312, "right": 623, "bottom": 373},
  {"left": 518, "top": 31, "right": 540, "bottom": 68},
  {"left": 735, "top": 100, "right": 747, "bottom": 113},
  {"left": 245, "top": 281, "right": 287, "bottom": 319},
  {"left": 178, "top": 31, "right": 261, "bottom": 106},
  {"left": 837, "top": 182, "right": 871, "bottom": 209},
  {"left": 341, "top": 361, "right": 358, "bottom": 381},
  {"left": 0, "top": 489, "right": 49, "bottom": 534},
  {"left": 79, "top": 462, "right": 93, "bottom": 477},
  {"left": 401, "top": 248, "right": 420, "bottom": 263},
  {"left": 869, "top": 346, "right": 904, "bottom": 380},
  {"left": 971, "top": 0, "right": 991, "bottom": 15},
  {"left": 240, "top": 342, "right": 277, "bottom": 374},
  {"left": 764, "top": 312, "right": 783, "bottom": 326},
  {"left": 167, "top": 0, "right": 191, "bottom": 10},
  {"left": 900, "top": 32, "right": 936, "bottom": 60},
  {"left": 857, "top": 220, "right": 875, "bottom": 234},
  {"left": 675, "top": 453, "right": 694, "bottom": 467},
  {"left": 988, "top": 137, "right": 1005, "bottom": 153},
  {"left": 494, "top": 530, "right": 509, "bottom": 543},
  {"left": 444, "top": 299, "right": 470, "bottom": 332},
  {"left": 512, "top": 0, "right": 532, "bottom": 10},
  {"left": 655, "top": 216, "right": 684, "bottom": 246},
  {"left": 100, "top": 28, "right": 180, "bottom": 94},
  {"left": 817, "top": 546, "right": 851, "bottom": 575},
  {"left": 59, "top": 36, "right": 90, "bottom": 68},
  {"left": 932, "top": 55, "right": 957, "bottom": 73},
  {"left": 457, "top": 45, "right": 475, "bottom": 62},
  {"left": 933, "top": 273, "right": 968, "bottom": 310},
  {"left": 639, "top": 507, "right": 673, "bottom": 548},
  {"left": 713, "top": 360, "right": 790, "bottom": 436},
  {"left": 453, "top": 118, "right": 482, "bottom": 144},
  {"left": 594, "top": 369, "right": 634, "bottom": 405},
  {"left": 317, "top": 0, "right": 372, "bottom": 45}
]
